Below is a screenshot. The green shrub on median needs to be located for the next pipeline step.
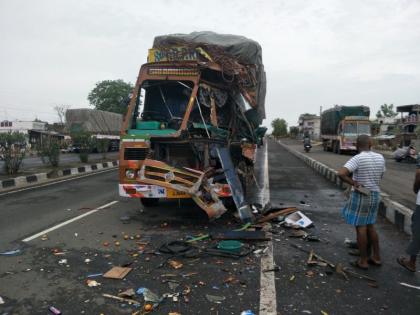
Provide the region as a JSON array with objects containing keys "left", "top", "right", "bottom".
[
  {"left": 0, "top": 132, "right": 27, "bottom": 175},
  {"left": 37, "top": 136, "right": 61, "bottom": 167}
]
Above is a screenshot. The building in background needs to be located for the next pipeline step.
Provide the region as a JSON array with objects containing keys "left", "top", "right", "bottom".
[
  {"left": 0, "top": 120, "right": 64, "bottom": 147},
  {"left": 298, "top": 113, "right": 320, "bottom": 139},
  {"left": 396, "top": 104, "right": 420, "bottom": 146}
]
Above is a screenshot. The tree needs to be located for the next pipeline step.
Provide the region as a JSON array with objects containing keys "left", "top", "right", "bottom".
[
  {"left": 0, "top": 132, "right": 26, "bottom": 175},
  {"left": 37, "top": 136, "right": 61, "bottom": 167},
  {"left": 376, "top": 104, "right": 397, "bottom": 119},
  {"left": 289, "top": 126, "right": 299, "bottom": 138},
  {"left": 88, "top": 80, "right": 133, "bottom": 114},
  {"left": 71, "top": 131, "right": 94, "bottom": 163},
  {"left": 271, "top": 118, "right": 288, "bottom": 138},
  {"left": 53, "top": 105, "right": 70, "bottom": 124},
  {"left": 96, "top": 138, "right": 110, "bottom": 159}
]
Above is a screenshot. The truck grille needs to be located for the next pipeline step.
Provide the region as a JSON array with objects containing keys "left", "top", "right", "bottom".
[{"left": 124, "top": 148, "right": 149, "bottom": 160}]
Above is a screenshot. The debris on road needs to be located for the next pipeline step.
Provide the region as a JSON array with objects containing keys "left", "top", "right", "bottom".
[
  {"left": 211, "top": 231, "right": 269, "bottom": 241},
  {"left": 205, "top": 294, "right": 226, "bottom": 303},
  {"left": 58, "top": 259, "right": 67, "bottom": 265},
  {"left": 257, "top": 207, "right": 298, "bottom": 224},
  {"left": 86, "top": 279, "right": 101, "bottom": 287},
  {"left": 0, "top": 296, "right": 4, "bottom": 304},
  {"left": 168, "top": 259, "right": 183, "bottom": 269},
  {"left": 118, "top": 288, "right": 136, "bottom": 298},
  {"left": 285, "top": 211, "right": 313, "bottom": 228},
  {"left": 102, "top": 293, "right": 141, "bottom": 306},
  {"left": 0, "top": 249, "right": 22, "bottom": 256},
  {"left": 87, "top": 273, "right": 103, "bottom": 278},
  {"left": 240, "top": 310, "right": 255, "bottom": 315},
  {"left": 136, "top": 287, "right": 163, "bottom": 305},
  {"left": 103, "top": 266, "right": 132, "bottom": 279},
  {"left": 48, "top": 306, "right": 62, "bottom": 315}
]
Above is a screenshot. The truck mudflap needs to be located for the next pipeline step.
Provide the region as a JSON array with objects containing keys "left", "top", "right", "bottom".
[{"left": 133, "top": 159, "right": 227, "bottom": 219}]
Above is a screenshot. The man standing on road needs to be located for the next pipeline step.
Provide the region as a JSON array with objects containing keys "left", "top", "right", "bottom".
[
  {"left": 397, "top": 155, "right": 420, "bottom": 272},
  {"left": 338, "top": 135, "right": 386, "bottom": 270}
]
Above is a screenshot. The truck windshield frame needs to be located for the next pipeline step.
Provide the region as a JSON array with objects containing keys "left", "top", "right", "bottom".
[
  {"left": 130, "top": 80, "right": 195, "bottom": 129},
  {"left": 343, "top": 121, "right": 371, "bottom": 136}
]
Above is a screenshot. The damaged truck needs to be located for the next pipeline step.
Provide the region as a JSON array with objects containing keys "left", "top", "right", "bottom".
[{"left": 118, "top": 32, "right": 267, "bottom": 221}]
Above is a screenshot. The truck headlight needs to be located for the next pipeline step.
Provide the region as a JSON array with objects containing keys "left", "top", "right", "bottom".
[{"left": 125, "top": 169, "right": 136, "bottom": 179}]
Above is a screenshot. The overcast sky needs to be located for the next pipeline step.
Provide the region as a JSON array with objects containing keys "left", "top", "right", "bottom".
[{"left": 1, "top": 0, "right": 419, "bottom": 128}]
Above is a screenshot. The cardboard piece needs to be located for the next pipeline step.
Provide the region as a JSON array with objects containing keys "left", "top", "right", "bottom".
[
  {"left": 103, "top": 266, "right": 132, "bottom": 279},
  {"left": 285, "top": 211, "right": 313, "bottom": 228}
]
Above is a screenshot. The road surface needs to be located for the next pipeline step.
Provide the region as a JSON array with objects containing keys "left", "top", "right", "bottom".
[
  {"left": 0, "top": 139, "right": 418, "bottom": 314},
  {"left": 281, "top": 138, "right": 417, "bottom": 210}
]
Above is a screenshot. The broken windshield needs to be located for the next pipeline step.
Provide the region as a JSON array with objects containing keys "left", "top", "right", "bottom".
[{"left": 133, "top": 80, "right": 194, "bottom": 125}]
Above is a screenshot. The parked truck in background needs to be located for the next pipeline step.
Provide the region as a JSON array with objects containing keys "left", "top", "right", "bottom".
[
  {"left": 118, "top": 32, "right": 267, "bottom": 222},
  {"left": 321, "top": 105, "right": 371, "bottom": 154},
  {"left": 66, "top": 108, "right": 122, "bottom": 152}
]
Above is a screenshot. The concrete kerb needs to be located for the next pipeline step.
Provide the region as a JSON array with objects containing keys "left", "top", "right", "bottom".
[
  {"left": 0, "top": 160, "right": 119, "bottom": 192},
  {"left": 278, "top": 140, "right": 413, "bottom": 236}
]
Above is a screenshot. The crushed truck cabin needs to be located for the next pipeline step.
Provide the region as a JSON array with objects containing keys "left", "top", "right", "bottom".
[{"left": 118, "top": 31, "right": 267, "bottom": 221}]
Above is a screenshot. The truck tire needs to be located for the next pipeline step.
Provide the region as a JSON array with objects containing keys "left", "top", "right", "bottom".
[{"left": 140, "top": 198, "right": 159, "bottom": 207}]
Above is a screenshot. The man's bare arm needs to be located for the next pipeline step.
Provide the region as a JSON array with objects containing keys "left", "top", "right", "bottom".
[
  {"left": 337, "top": 167, "right": 358, "bottom": 187},
  {"left": 413, "top": 169, "right": 420, "bottom": 194}
]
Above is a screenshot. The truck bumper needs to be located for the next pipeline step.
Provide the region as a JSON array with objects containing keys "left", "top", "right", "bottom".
[{"left": 119, "top": 184, "right": 191, "bottom": 199}]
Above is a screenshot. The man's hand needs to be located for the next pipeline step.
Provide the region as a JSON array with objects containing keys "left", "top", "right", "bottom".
[{"left": 337, "top": 167, "right": 356, "bottom": 187}]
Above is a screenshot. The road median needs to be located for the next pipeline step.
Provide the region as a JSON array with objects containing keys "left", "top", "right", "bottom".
[
  {"left": 0, "top": 160, "right": 118, "bottom": 192},
  {"left": 278, "top": 140, "right": 413, "bottom": 236}
]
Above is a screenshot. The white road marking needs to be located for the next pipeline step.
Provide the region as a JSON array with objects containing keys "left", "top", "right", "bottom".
[
  {"left": 0, "top": 167, "right": 117, "bottom": 197},
  {"left": 22, "top": 200, "right": 119, "bottom": 242},
  {"left": 259, "top": 141, "right": 278, "bottom": 315}
]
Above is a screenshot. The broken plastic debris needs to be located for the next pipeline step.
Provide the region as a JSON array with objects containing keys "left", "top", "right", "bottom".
[
  {"left": 86, "top": 279, "right": 101, "bottom": 287},
  {"left": 241, "top": 311, "right": 255, "bottom": 315},
  {"left": 285, "top": 211, "right": 313, "bottom": 228},
  {"left": 87, "top": 273, "right": 103, "bottom": 278},
  {"left": 136, "top": 287, "right": 162, "bottom": 304},
  {"left": 48, "top": 306, "right": 62, "bottom": 315},
  {"left": 102, "top": 293, "right": 141, "bottom": 305},
  {"left": 0, "top": 249, "right": 22, "bottom": 256},
  {"left": 84, "top": 258, "right": 91, "bottom": 263},
  {"left": 41, "top": 234, "right": 48, "bottom": 241},
  {"left": 58, "top": 259, "right": 67, "bottom": 265},
  {"left": 168, "top": 259, "right": 183, "bottom": 269},
  {"left": 205, "top": 294, "right": 226, "bottom": 303},
  {"left": 118, "top": 288, "right": 135, "bottom": 298}
]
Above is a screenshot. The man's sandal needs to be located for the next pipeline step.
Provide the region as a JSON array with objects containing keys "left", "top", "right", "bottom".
[{"left": 397, "top": 257, "right": 416, "bottom": 272}]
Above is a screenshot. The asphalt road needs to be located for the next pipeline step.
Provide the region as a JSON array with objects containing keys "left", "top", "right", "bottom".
[
  {"left": 281, "top": 138, "right": 417, "bottom": 210},
  {"left": 0, "top": 139, "right": 419, "bottom": 314}
]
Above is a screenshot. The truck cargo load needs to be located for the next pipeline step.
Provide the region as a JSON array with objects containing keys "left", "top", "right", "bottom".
[{"left": 119, "top": 31, "right": 267, "bottom": 221}]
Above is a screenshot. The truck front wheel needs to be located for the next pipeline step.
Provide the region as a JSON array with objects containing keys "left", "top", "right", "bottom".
[{"left": 140, "top": 198, "right": 159, "bottom": 207}]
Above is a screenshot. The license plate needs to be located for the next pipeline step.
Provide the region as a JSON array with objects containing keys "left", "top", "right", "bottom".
[{"left": 167, "top": 189, "right": 190, "bottom": 198}]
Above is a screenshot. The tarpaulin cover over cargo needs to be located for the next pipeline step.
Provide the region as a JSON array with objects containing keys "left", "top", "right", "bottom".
[
  {"left": 66, "top": 109, "right": 123, "bottom": 134},
  {"left": 320, "top": 105, "right": 370, "bottom": 135},
  {"left": 150, "top": 31, "right": 266, "bottom": 121}
]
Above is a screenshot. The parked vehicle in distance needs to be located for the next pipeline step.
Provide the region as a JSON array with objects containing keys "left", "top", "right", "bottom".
[
  {"left": 393, "top": 145, "right": 417, "bottom": 163},
  {"left": 321, "top": 105, "right": 371, "bottom": 154}
]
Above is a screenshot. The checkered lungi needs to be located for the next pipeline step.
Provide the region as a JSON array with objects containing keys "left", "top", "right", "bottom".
[{"left": 342, "top": 190, "right": 380, "bottom": 226}]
